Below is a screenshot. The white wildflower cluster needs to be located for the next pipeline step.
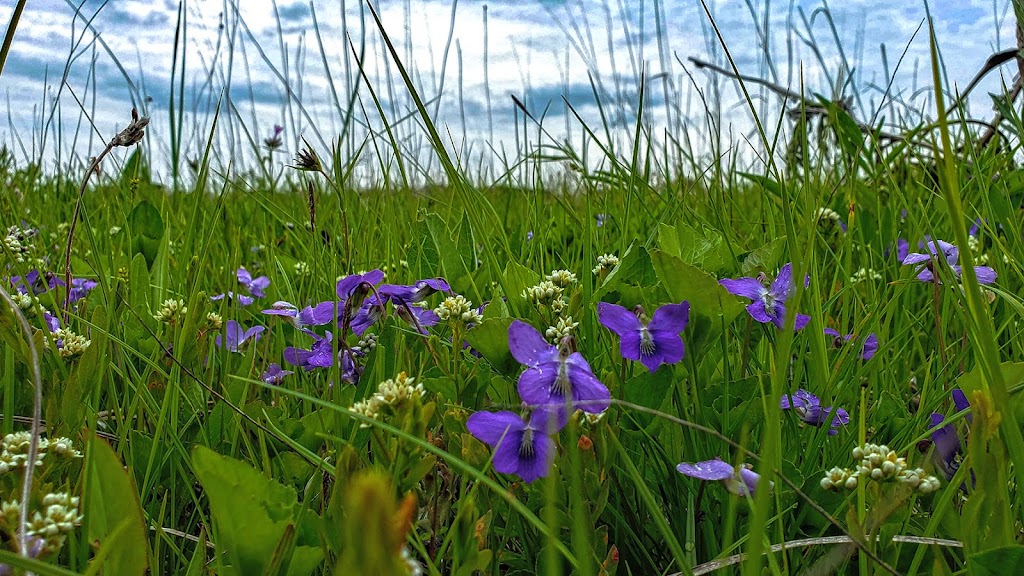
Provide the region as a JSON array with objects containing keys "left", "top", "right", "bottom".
[
  {"left": 206, "top": 312, "right": 223, "bottom": 330},
  {"left": 52, "top": 328, "right": 91, "bottom": 360},
  {"left": 294, "top": 261, "right": 311, "bottom": 276},
  {"left": 12, "top": 292, "right": 36, "bottom": 312},
  {"left": 153, "top": 298, "right": 187, "bottom": 324},
  {"left": 354, "top": 331, "right": 378, "bottom": 354},
  {"left": 0, "top": 432, "right": 81, "bottom": 474},
  {"left": 0, "top": 493, "right": 83, "bottom": 556},
  {"left": 3, "top": 225, "right": 37, "bottom": 263},
  {"left": 522, "top": 280, "right": 562, "bottom": 305},
  {"left": 814, "top": 207, "right": 841, "bottom": 226},
  {"left": 849, "top": 268, "right": 883, "bottom": 283},
  {"left": 434, "top": 295, "right": 483, "bottom": 325},
  {"left": 545, "top": 315, "right": 579, "bottom": 343},
  {"left": 967, "top": 235, "right": 990, "bottom": 265},
  {"left": 592, "top": 253, "right": 619, "bottom": 276},
  {"left": 402, "top": 546, "right": 424, "bottom": 576},
  {"left": 350, "top": 372, "right": 425, "bottom": 427},
  {"left": 820, "top": 443, "right": 940, "bottom": 495},
  {"left": 546, "top": 269, "right": 577, "bottom": 288}
]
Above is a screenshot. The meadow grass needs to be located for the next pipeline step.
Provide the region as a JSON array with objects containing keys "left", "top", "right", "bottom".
[{"left": 2, "top": 1, "right": 1024, "bottom": 575}]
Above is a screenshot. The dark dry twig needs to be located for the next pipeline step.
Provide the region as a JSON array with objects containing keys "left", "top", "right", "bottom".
[{"left": 63, "top": 108, "right": 149, "bottom": 320}]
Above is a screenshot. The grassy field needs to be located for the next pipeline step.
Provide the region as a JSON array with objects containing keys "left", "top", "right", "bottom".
[{"left": 3, "top": 2, "right": 1024, "bottom": 575}]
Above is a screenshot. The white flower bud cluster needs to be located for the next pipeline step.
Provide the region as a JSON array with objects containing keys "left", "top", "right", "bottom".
[
  {"left": 355, "top": 332, "right": 378, "bottom": 354},
  {"left": 434, "top": 295, "right": 483, "bottom": 325},
  {"left": 12, "top": 292, "right": 35, "bottom": 311},
  {"left": 522, "top": 280, "right": 563, "bottom": 307},
  {"left": 293, "top": 261, "right": 311, "bottom": 276},
  {"left": 967, "top": 235, "right": 989, "bottom": 265},
  {"left": 814, "top": 207, "right": 841, "bottom": 225},
  {"left": 206, "top": 312, "right": 223, "bottom": 330},
  {"left": 0, "top": 433, "right": 81, "bottom": 474},
  {"left": 592, "top": 254, "right": 619, "bottom": 275},
  {"left": 897, "top": 466, "right": 942, "bottom": 494},
  {"left": 1, "top": 492, "right": 84, "bottom": 555},
  {"left": 820, "top": 466, "right": 858, "bottom": 491},
  {"left": 4, "top": 225, "right": 37, "bottom": 263},
  {"left": 853, "top": 443, "right": 905, "bottom": 481},
  {"left": 546, "top": 269, "right": 577, "bottom": 287},
  {"left": 821, "top": 443, "right": 941, "bottom": 495},
  {"left": 53, "top": 328, "right": 91, "bottom": 360},
  {"left": 849, "top": 268, "right": 883, "bottom": 283},
  {"left": 545, "top": 316, "right": 579, "bottom": 342},
  {"left": 153, "top": 298, "right": 187, "bottom": 324},
  {"left": 402, "top": 546, "right": 423, "bottom": 576},
  {"left": 350, "top": 372, "right": 425, "bottom": 427}
]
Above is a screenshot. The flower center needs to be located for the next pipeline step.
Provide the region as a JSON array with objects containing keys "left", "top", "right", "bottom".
[
  {"left": 553, "top": 361, "right": 572, "bottom": 397},
  {"left": 639, "top": 328, "right": 656, "bottom": 357},
  {"left": 762, "top": 292, "right": 777, "bottom": 314},
  {"left": 518, "top": 428, "right": 535, "bottom": 458}
]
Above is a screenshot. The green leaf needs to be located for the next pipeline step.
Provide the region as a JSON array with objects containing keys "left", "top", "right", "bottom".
[
  {"left": 650, "top": 250, "right": 746, "bottom": 352},
  {"left": 969, "top": 545, "right": 1024, "bottom": 575},
  {"left": 621, "top": 368, "right": 673, "bottom": 430},
  {"left": 128, "top": 199, "right": 164, "bottom": 268},
  {"left": 86, "top": 437, "right": 149, "bottom": 576},
  {"left": 464, "top": 317, "right": 517, "bottom": 375},
  {"left": 741, "top": 237, "right": 787, "bottom": 276},
  {"left": 957, "top": 362, "right": 1024, "bottom": 423},
  {"left": 192, "top": 445, "right": 323, "bottom": 576},
  {"left": 598, "top": 243, "right": 658, "bottom": 297},
  {"left": 672, "top": 221, "right": 730, "bottom": 274}
]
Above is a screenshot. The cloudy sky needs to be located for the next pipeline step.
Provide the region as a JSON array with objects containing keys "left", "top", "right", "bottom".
[{"left": 0, "top": 0, "right": 1016, "bottom": 183}]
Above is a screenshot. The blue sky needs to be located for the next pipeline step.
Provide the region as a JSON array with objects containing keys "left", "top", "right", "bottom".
[{"left": 0, "top": 0, "right": 1016, "bottom": 182}]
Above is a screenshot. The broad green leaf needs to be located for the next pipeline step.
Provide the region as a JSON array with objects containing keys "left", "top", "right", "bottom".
[
  {"left": 650, "top": 250, "right": 746, "bottom": 352},
  {"left": 969, "top": 545, "right": 1024, "bottom": 575},
  {"left": 128, "top": 199, "right": 164, "bottom": 268},
  {"left": 957, "top": 362, "right": 1024, "bottom": 423},
  {"left": 464, "top": 317, "right": 517, "bottom": 375},
  {"left": 192, "top": 445, "right": 323, "bottom": 576},
  {"left": 741, "top": 237, "right": 787, "bottom": 276},
  {"left": 86, "top": 437, "right": 149, "bottom": 576}
]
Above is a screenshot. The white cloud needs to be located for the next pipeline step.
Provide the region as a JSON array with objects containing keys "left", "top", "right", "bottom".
[{"left": 0, "top": 0, "right": 1016, "bottom": 181}]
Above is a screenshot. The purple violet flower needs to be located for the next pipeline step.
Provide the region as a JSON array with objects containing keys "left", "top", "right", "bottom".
[
  {"left": 43, "top": 311, "right": 60, "bottom": 333},
  {"left": 215, "top": 320, "right": 265, "bottom": 352},
  {"left": 466, "top": 408, "right": 564, "bottom": 483},
  {"left": 393, "top": 301, "right": 441, "bottom": 335},
  {"left": 261, "top": 363, "right": 293, "bottom": 384},
  {"left": 69, "top": 278, "right": 98, "bottom": 304},
  {"left": 336, "top": 269, "right": 385, "bottom": 300},
  {"left": 780, "top": 389, "right": 849, "bottom": 435},
  {"left": 929, "top": 389, "right": 971, "bottom": 480},
  {"left": 284, "top": 331, "right": 336, "bottom": 370},
  {"left": 823, "top": 328, "right": 879, "bottom": 360},
  {"left": 597, "top": 301, "right": 690, "bottom": 372},
  {"left": 508, "top": 320, "right": 610, "bottom": 415},
  {"left": 263, "top": 300, "right": 335, "bottom": 328},
  {"left": 720, "top": 263, "right": 810, "bottom": 330},
  {"left": 901, "top": 240, "right": 996, "bottom": 284},
  {"left": 675, "top": 459, "right": 770, "bottom": 496},
  {"left": 377, "top": 278, "right": 450, "bottom": 304},
  {"left": 10, "top": 270, "right": 64, "bottom": 295},
  {"left": 237, "top": 267, "right": 270, "bottom": 298},
  {"left": 211, "top": 291, "right": 255, "bottom": 306}
]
